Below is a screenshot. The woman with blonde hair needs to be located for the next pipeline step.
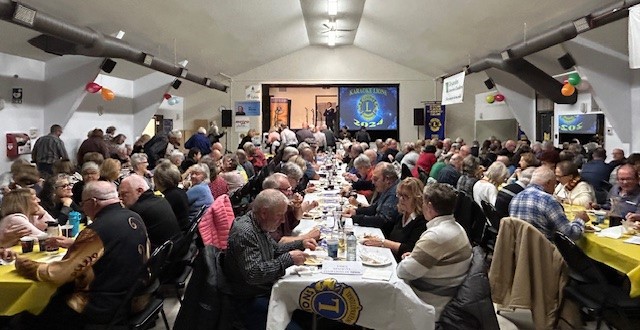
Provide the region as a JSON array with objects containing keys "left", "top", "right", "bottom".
[
  {"left": 0, "top": 188, "right": 51, "bottom": 246},
  {"left": 362, "top": 177, "right": 426, "bottom": 261},
  {"left": 473, "top": 161, "right": 509, "bottom": 206},
  {"left": 99, "top": 158, "right": 122, "bottom": 186}
]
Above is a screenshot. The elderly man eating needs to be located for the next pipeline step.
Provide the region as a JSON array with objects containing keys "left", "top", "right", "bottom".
[
  {"left": 343, "top": 162, "right": 400, "bottom": 230},
  {"left": 224, "top": 189, "right": 317, "bottom": 329},
  {"left": 14, "top": 181, "right": 149, "bottom": 329}
]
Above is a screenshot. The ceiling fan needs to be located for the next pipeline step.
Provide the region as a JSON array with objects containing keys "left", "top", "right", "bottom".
[{"left": 320, "top": 23, "right": 355, "bottom": 34}]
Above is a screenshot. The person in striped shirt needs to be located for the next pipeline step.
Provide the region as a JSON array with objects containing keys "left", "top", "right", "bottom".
[{"left": 397, "top": 182, "right": 472, "bottom": 319}]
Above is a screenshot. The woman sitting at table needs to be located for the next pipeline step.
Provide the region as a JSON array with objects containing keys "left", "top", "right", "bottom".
[
  {"left": 0, "top": 188, "right": 51, "bottom": 247},
  {"left": 184, "top": 163, "right": 214, "bottom": 221},
  {"left": 99, "top": 158, "right": 123, "bottom": 187},
  {"left": 218, "top": 154, "right": 247, "bottom": 195},
  {"left": 362, "top": 177, "right": 426, "bottom": 261},
  {"left": 473, "top": 161, "right": 509, "bottom": 207},
  {"left": 38, "top": 174, "right": 83, "bottom": 225},
  {"left": 553, "top": 160, "right": 596, "bottom": 207},
  {"left": 344, "top": 154, "right": 374, "bottom": 201},
  {"left": 71, "top": 162, "right": 100, "bottom": 206}
]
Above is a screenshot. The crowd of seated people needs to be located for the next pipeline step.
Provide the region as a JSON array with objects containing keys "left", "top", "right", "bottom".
[{"left": 2, "top": 121, "right": 640, "bottom": 329}]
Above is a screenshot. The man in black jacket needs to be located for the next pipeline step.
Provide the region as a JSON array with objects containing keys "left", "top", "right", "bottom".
[{"left": 119, "top": 175, "right": 182, "bottom": 249}]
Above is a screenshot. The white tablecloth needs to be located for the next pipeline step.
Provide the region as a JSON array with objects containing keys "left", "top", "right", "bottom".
[{"left": 267, "top": 226, "right": 436, "bottom": 330}]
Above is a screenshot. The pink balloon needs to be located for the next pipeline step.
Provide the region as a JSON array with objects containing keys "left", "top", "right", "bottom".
[
  {"left": 494, "top": 94, "right": 505, "bottom": 102},
  {"left": 163, "top": 93, "right": 172, "bottom": 100},
  {"left": 85, "top": 82, "right": 102, "bottom": 93}
]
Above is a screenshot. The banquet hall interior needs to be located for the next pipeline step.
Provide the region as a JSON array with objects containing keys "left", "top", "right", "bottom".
[{"left": 1, "top": 0, "right": 640, "bottom": 329}]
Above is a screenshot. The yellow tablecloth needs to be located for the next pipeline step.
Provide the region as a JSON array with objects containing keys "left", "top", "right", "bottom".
[
  {"left": 563, "top": 203, "right": 640, "bottom": 297},
  {"left": 0, "top": 247, "right": 65, "bottom": 316},
  {"left": 577, "top": 233, "right": 640, "bottom": 298}
]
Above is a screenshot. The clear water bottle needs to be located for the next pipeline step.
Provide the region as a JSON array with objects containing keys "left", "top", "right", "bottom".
[{"left": 346, "top": 230, "right": 357, "bottom": 261}]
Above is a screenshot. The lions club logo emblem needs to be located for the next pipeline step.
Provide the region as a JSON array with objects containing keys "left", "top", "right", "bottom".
[
  {"left": 429, "top": 118, "right": 442, "bottom": 132},
  {"left": 357, "top": 94, "right": 379, "bottom": 122},
  {"left": 298, "top": 278, "right": 362, "bottom": 325}
]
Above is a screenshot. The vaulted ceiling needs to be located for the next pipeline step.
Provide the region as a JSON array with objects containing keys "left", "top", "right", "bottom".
[{"left": 0, "top": 0, "right": 628, "bottom": 96}]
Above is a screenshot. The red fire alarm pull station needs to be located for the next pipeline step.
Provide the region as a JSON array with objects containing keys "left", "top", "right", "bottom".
[{"left": 6, "top": 133, "right": 31, "bottom": 158}]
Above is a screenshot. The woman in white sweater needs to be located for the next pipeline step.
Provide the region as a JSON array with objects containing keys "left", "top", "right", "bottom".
[
  {"left": 553, "top": 160, "right": 595, "bottom": 207},
  {"left": 0, "top": 188, "right": 51, "bottom": 247},
  {"left": 473, "top": 161, "right": 509, "bottom": 206}
]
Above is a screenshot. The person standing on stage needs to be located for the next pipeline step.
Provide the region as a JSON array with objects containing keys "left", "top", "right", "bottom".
[{"left": 323, "top": 102, "right": 337, "bottom": 131}]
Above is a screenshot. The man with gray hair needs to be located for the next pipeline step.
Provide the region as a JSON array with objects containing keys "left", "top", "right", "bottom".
[
  {"left": 225, "top": 189, "right": 317, "bottom": 329},
  {"left": 262, "top": 173, "right": 319, "bottom": 243},
  {"left": 509, "top": 166, "right": 588, "bottom": 241},
  {"left": 344, "top": 162, "right": 400, "bottom": 228},
  {"left": 14, "top": 181, "right": 149, "bottom": 328},
  {"left": 119, "top": 175, "right": 182, "bottom": 248},
  {"left": 437, "top": 153, "right": 463, "bottom": 186},
  {"left": 495, "top": 167, "right": 535, "bottom": 218},
  {"left": 185, "top": 127, "right": 212, "bottom": 155}
]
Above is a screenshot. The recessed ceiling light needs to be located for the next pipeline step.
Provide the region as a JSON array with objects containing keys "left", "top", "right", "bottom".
[{"left": 327, "top": 0, "right": 338, "bottom": 16}]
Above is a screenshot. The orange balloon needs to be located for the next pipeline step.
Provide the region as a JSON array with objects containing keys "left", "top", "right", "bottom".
[
  {"left": 561, "top": 83, "right": 575, "bottom": 97},
  {"left": 101, "top": 88, "right": 115, "bottom": 101}
]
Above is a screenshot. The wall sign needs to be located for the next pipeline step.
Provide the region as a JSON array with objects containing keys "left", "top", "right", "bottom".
[{"left": 441, "top": 71, "right": 465, "bottom": 105}]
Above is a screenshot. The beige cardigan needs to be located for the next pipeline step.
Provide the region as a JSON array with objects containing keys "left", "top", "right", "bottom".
[{"left": 489, "top": 217, "right": 577, "bottom": 329}]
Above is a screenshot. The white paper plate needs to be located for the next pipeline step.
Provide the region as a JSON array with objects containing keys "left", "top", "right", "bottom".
[
  {"left": 361, "top": 258, "right": 392, "bottom": 267},
  {"left": 304, "top": 256, "right": 332, "bottom": 266}
]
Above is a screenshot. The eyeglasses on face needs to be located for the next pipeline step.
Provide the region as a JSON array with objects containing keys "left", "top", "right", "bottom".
[{"left": 55, "top": 183, "right": 73, "bottom": 189}]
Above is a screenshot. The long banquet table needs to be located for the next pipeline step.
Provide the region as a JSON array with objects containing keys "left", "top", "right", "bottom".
[
  {"left": 266, "top": 226, "right": 436, "bottom": 330},
  {"left": 563, "top": 204, "right": 640, "bottom": 297},
  {"left": 0, "top": 246, "right": 65, "bottom": 316}
]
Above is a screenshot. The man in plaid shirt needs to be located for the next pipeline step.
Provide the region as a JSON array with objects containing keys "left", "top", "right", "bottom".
[
  {"left": 31, "top": 124, "right": 69, "bottom": 176},
  {"left": 225, "top": 189, "right": 317, "bottom": 329},
  {"left": 509, "top": 166, "right": 587, "bottom": 241}
]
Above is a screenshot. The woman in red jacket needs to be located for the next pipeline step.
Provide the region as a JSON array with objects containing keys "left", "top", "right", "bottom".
[{"left": 412, "top": 144, "right": 437, "bottom": 178}]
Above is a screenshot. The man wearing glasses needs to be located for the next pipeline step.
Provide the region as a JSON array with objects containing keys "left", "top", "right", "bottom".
[{"left": 14, "top": 181, "right": 150, "bottom": 329}]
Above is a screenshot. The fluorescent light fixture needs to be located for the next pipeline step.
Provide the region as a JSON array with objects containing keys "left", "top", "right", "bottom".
[
  {"left": 327, "top": 0, "right": 338, "bottom": 16},
  {"left": 116, "top": 30, "right": 125, "bottom": 39},
  {"left": 179, "top": 68, "right": 188, "bottom": 78},
  {"left": 500, "top": 50, "right": 510, "bottom": 60},
  {"left": 13, "top": 4, "right": 36, "bottom": 26},
  {"left": 143, "top": 53, "right": 154, "bottom": 66},
  {"left": 328, "top": 31, "right": 336, "bottom": 46},
  {"left": 179, "top": 60, "right": 189, "bottom": 68},
  {"left": 204, "top": 78, "right": 212, "bottom": 87}
]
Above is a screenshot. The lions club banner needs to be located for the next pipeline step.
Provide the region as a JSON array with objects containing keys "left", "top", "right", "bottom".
[{"left": 425, "top": 102, "right": 446, "bottom": 140}]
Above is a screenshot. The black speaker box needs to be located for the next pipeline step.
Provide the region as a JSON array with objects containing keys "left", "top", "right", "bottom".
[
  {"left": 484, "top": 78, "right": 495, "bottom": 90},
  {"left": 101, "top": 59, "right": 117, "bottom": 73},
  {"left": 413, "top": 108, "right": 425, "bottom": 126},
  {"left": 221, "top": 109, "right": 232, "bottom": 127},
  {"left": 171, "top": 79, "right": 182, "bottom": 90},
  {"left": 558, "top": 53, "right": 576, "bottom": 70}
]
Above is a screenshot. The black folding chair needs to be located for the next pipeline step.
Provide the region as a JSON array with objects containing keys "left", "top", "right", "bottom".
[
  {"left": 480, "top": 200, "right": 500, "bottom": 255},
  {"left": 400, "top": 163, "right": 413, "bottom": 180},
  {"left": 162, "top": 207, "right": 207, "bottom": 304},
  {"left": 87, "top": 240, "right": 174, "bottom": 330},
  {"left": 553, "top": 232, "right": 640, "bottom": 330}
]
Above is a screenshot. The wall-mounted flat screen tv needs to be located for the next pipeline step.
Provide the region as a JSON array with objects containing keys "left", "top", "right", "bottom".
[
  {"left": 558, "top": 114, "right": 599, "bottom": 134},
  {"left": 339, "top": 85, "right": 399, "bottom": 130}
]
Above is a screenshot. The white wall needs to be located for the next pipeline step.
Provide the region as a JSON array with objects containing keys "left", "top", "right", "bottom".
[
  {"left": 0, "top": 53, "right": 46, "bottom": 171},
  {"left": 0, "top": 53, "right": 179, "bottom": 172}
]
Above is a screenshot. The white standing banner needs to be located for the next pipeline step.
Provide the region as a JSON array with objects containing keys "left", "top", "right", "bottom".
[
  {"left": 629, "top": 5, "right": 640, "bottom": 69},
  {"left": 235, "top": 117, "right": 251, "bottom": 131},
  {"left": 441, "top": 71, "right": 466, "bottom": 105}
]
